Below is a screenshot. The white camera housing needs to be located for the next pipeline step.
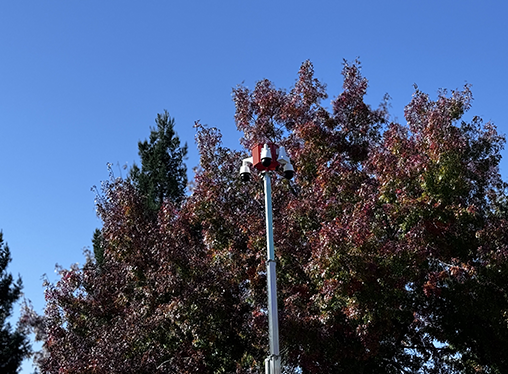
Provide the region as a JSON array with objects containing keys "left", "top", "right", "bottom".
[
  {"left": 261, "top": 143, "right": 272, "bottom": 167},
  {"left": 239, "top": 157, "right": 253, "bottom": 182},
  {"left": 277, "top": 146, "right": 294, "bottom": 180}
]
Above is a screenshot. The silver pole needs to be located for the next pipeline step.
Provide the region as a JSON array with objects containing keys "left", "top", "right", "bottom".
[{"left": 263, "top": 172, "right": 281, "bottom": 374}]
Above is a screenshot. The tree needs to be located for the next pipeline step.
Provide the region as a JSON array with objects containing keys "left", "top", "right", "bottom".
[
  {"left": 0, "top": 231, "right": 30, "bottom": 373},
  {"left": 91, "top": 228, "right": 105, "bottom": 267},
  {"left": 24, "top": 61, "right": 508, "bottom": 373},
  {"left": 92, "top": 111, "right": 187, "bottom": 265},
  {"left": 128, "top": 110, "right": 188, "bottom": 212}
]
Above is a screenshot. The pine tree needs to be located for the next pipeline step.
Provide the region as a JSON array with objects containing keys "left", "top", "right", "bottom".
[
  {"left": 91, "top": 228, "right": 105, "bottom": 267},
  {"left": 92, "top": 111, "right": 187, "bottom": 265},
  {"left": 0, "top": 232, "right": 30, "bottom": 373},
  {"left": 129, "top": 110, "right": 188, "bottom": 212}
]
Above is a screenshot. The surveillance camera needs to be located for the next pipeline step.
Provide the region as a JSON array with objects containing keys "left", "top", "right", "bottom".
[
  {"left": 277, "top": 146, "right": 290, "bottom": 165},
  {"left": 283, "top": 162, "right": 294, "bottom": 180},
  {"left": 240, "top": 159, "right": 252, "bottom": 182},
  {"left": 240, "top": 164, "right": 251, "bottom": 182},
  {"left": 260, "top": 144, "right": 272, "bottom": 168}
]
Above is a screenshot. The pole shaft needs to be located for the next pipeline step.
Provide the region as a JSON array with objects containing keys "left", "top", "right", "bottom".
[
  {"left": 264, "top": 172, "right": 275, "bottom": 261},
  {"left": 263, "top": 172, "right": 281, "bottom": 373}
]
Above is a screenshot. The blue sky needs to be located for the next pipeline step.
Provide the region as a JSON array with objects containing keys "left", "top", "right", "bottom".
[{"left": 1, "top": 1, "right": 507, "bottom": 372}]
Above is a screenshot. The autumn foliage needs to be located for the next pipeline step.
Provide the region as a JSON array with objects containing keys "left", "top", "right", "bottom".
[{"left": 23, "top": 61, "right": 508, "bottom": 373}]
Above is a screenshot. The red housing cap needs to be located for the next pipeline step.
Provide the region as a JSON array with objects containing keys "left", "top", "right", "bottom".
[{"left": 252, "top": 143, "right": 279, "bottom": 171}]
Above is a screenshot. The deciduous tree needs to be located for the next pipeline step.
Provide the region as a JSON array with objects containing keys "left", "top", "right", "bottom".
[{"left": 24, "top": 61, "right": 508, "bottom": 373}]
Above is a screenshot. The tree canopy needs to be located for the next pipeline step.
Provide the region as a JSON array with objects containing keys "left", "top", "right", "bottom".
[
  {"left": 128, "top": 110, "right": 188, "bottom": 212},
  {"left": 24, "top": 61, "right": 508, "bottom": 373},
  {"left": 92, "top": 111, "right": 187, "bottom": 266},
  {"left": 0, "top": 232, "right": 30, "bottom": 373}
]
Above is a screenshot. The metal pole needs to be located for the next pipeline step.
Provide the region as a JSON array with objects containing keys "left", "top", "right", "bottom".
[{"left": 263, "top": 172, "right": 281, "bottom": 374}]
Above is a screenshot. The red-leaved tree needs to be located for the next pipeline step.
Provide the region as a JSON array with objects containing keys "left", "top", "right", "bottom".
[{"left": 23, "top": 61, "right": 508, "bottom": 373}]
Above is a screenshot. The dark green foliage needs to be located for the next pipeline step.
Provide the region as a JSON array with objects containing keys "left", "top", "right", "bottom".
[
  {"left": 129, "top": 110, "right": 188, "bottom": 212},
  {"left": 0, "top": 232, "right": 30, "bottom": 373},
  {"left": 92, "top": 110, "right": 187, "bottom": 264},
  {"left": 92, "top": 228, "right": 105, "bottom": 267}
]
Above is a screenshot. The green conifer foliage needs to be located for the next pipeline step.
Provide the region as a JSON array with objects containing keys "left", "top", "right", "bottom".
[
  {"left": 0, "top": 232, "right": 30, "bottom": 373},
  {"left": 92, "top": 228, "right": 105, "bottom": 267},
  {"left": 92, "top": 111, "right": 187, "bottom": 264},
  {"left": 129, "top": 110, "right": 188, "bottom": 212}
]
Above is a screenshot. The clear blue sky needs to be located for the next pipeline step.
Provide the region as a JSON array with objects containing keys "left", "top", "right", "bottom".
[{"left": 1, "top": 1, "right": 507, "bottom": 372}]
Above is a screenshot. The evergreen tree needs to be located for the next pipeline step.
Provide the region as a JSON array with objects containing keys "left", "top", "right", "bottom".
[
  {"left": 129, "top": 110, "right": 188, "bottom": 212},
  {"left": 91, "top": 228, "right": 105, "bottom": 267},
  {"left": 0, "top": 232, "right": 30, "bottom": 373},
  {"left": 92, "top": 111, "right": 187, "bottom": 265}
]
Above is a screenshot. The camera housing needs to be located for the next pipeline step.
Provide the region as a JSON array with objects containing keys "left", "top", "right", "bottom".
[
  {"left": 239, "top": 157, "right": 253, "bottom": 182},
  {"left": 240, "top": 144, "right": 294, "bottom": 181},
  {"left": 252, "top": 143, "right": 279, "bottom": 171},
  {"left": 260, "top": 144, "right": 272, "bottom": 167},
  {"left": 283, "top": 162, "right": 294, "bottom": 180},
  {"left": 240, "top": 164, "right": 251, "bottom": 181},
  {"left": 277, "top": 146, "right": 294, "bottom": 180}
]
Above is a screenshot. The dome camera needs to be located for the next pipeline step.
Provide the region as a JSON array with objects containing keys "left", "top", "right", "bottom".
[
  {"left": 283, "top": 163, "right": 294, "bottom": 180},
  {"left": 261, "top": 144, "right": 272, "bottom": 168},
  {"left": 239, "top": 158, "right": 253, "bottom": 182}
]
